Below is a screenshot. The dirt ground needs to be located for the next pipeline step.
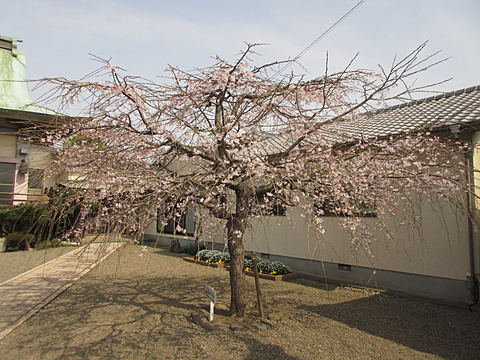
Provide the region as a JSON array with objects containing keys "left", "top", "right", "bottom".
[{"left": 0, "top": 244, "right": 479, "bottom": 360}]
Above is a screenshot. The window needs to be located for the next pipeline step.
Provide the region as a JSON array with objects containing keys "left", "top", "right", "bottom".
[
  {"left": 0, "top": 162, "right": 15, "bottom": 205},
  {"left": 163, "top": 212, "right": 186, "bottom": 234},
  {"left": 157, "top": 200, "right": 195, "bottom": 236},
  {"left": 28, "top": 168, "right": 44, "bottom": 191},
  {"left": 314, "top": 187, "right": 376, "bottom": 218},
  {"left": 252, "top": 191, "right": 287, "bottom": 216}
]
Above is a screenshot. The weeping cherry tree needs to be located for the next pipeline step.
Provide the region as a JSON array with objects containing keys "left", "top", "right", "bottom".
[{"left": 33, "top": 43, "right": 472, "bottom": 317}]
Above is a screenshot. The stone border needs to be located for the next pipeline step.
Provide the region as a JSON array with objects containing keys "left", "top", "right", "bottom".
[
  {"left": 244, "top": 270, "right": 299, "bottom": 281},
  {"left": 182, "top": 257, "right": 230, "bottom": 268}
]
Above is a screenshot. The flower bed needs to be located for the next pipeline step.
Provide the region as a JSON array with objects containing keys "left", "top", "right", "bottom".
[
  {"left": 244, "top": 258, "right": 292, "bottom": 275},
  {"left": 182, "top": 249, "right": 231, "bottom": 268},
  {"left": 183, "top": 250, "right": 297, "bottom": 280},
  {"left": 182, "top": 257, "right": 230, "bottom": 268},
  {"left": 244, "top": 258, "right": 297, "bottom": 281}
]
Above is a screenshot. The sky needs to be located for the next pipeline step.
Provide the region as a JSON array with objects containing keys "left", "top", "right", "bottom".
[{"left": 1, "top": 0, "right": 479, "bottom": 106}]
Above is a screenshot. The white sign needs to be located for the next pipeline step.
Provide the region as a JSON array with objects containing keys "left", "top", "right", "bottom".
[{"left": 205, "top": 285, "right": 216, "bottom": 304}]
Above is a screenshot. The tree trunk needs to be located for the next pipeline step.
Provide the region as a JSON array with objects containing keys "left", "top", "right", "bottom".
[
  {"left": 227, "top": 228, "right": 245, "bottom": 316},
  {"left": 226, "top": 189, "right": 250, "bottom": 317}
]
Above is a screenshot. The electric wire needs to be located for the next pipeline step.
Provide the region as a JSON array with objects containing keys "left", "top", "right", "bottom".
[{"left": 272, "top": 0, "right": 367, "bottom": 78}]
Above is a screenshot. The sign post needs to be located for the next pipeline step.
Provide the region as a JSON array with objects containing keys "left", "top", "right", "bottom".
[{"left": 205, "top": 285, "right": 216, "bottom": 321}]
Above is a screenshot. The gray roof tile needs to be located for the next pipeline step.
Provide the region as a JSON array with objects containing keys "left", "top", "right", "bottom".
[
  {"left": 250, "top": 85, "right": 480, "bottom": 156},
  {"left": 328, "top": 84, "right": 480, "bottom": 140}
]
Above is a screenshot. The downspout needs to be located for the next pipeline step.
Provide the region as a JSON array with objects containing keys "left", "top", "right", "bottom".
[
  {"left": 465, "top": 135, "right": 479, "bottom": 309},
  {"left": 453, "top": 124, "right": 479, "bottom": 308},
  {"left": 466, "top": 178, "right": 479, "bottom": 309}
]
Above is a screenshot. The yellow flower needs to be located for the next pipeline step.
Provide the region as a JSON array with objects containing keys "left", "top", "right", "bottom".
[{"left": 245, "top": 267, "right": 251, "bottom": 272}]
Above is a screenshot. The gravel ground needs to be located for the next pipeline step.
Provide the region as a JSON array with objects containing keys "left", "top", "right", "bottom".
[
  {"left": 0, "top": 247, "right": 78, "bottom": 284},
  {"left": 0, "top": 244, "right": 479, "bottom": 359}
]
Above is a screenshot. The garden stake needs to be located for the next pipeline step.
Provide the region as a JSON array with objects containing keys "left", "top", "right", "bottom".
[{"left": 251, "top": 251, "right": 264, "bottom": 318}]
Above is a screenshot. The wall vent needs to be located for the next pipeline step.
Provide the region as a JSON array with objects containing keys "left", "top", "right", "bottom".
[{"left": 338, "top": 264, "right": 352, "bottom": 272}]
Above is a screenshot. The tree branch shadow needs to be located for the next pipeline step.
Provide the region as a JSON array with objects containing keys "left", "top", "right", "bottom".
[
  {"left": 0, "top": 258, "right": 296, "bottom": 359},
  {"left": 298, "top": 293, "right": 480, "bottom": 360}
]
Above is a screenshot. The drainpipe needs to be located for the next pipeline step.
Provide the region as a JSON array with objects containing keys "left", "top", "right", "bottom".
[
  {"left": 453, "top": 125, "right": 479, "bottom": 308},
  {"left": 465, "top": 139, "right": 479, "bottom": 309},
  {"left": 466, "top": 188, "right": 479, "bottom": 308}
]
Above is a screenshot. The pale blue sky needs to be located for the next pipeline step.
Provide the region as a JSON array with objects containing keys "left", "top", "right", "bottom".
[{"left": 1, "top": 0, "right": 479, "bottom": 101}]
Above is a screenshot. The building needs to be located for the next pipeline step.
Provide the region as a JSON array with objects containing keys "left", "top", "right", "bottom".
[
  {"left": 145, "top": 85, "right": 480, "bottom": 307},
  {"left": 0, "top": 35, "right": 63, "bottom": 205}
]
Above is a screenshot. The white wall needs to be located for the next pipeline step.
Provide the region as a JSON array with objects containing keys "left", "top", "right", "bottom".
[
  {"left": 245, "top": 197, "right": 470, "bottom": 281},
  {"left": 144, "top": 194, "right": 470, "bottom": 281}
]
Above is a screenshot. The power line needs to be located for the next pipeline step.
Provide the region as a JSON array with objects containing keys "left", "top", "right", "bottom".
[{"left": 273, "top": 0, "right": 367, "bottom": 77}]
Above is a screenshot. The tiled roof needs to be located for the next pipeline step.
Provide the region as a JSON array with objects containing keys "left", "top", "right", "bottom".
[
  {"left": 253, "top": 85, "right": 480, "bottom": 156},
  {"left": 334, "top": 85, "right": 480, "bottom": 139}
]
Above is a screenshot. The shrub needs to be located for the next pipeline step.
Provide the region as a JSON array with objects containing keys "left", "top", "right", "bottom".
[
  {"left": 1, "top": 203, "right": 48, "bottom": 234},
  {"left": 182, "top": 242, "right": 207, "bottom": 256},
  {"left": 244, "top": 257, "right": 292, "bottom": 275},
  {"left": 0, "top": 202, "right": 77, "bottom": 248},
  {"left": 5, "top": 232, "right": 35, "bottom": 251},
  {"left": 196, "top": 249, "right": 231, "bottom": 263}
]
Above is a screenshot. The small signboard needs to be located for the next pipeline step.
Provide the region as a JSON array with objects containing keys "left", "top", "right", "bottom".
[{"left": 205, "top": 285, "right": 216, "bottom": 304}]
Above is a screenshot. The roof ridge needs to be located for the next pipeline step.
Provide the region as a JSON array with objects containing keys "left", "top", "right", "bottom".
[{"left": 375, "top": 85, "right": 480, "bottom": 113}]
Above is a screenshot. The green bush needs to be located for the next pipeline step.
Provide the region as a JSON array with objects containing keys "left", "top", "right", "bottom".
[
  {"left": 196, "top": 249, "right": 230, "bottom": 263},
  {"left": 0, "top": 202, "right": 77, "bottom": 249},
  {"left": 0, "top": 203, "right": 49, "bottom": 243},
  {"left": 5, "top": 232, "right": 35, "bottom": 251},
  {"left": 182, "top": 242, "right": 207, "bottom": 256},
  {"left": 244, "top": 257, "right": 292, "bottom": 275}
]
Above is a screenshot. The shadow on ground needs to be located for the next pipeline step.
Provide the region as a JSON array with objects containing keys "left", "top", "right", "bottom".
[
  {"left": 0, "top": 246, "right": 299, "bottom": 359},
  {"left": 1, "top": 245, "right": 479, "bottom": 359},
  {"left": 299, "top": 293, "right": 480, "bottom": 360}
]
